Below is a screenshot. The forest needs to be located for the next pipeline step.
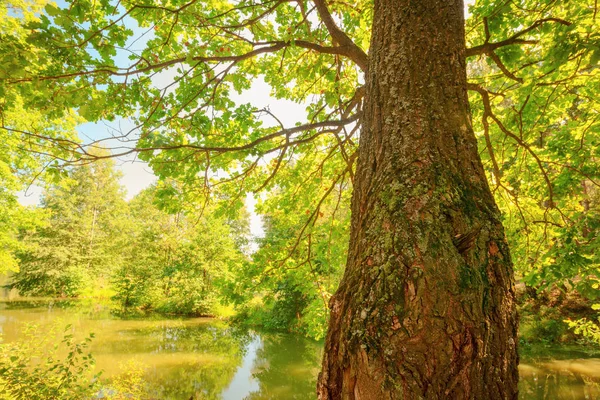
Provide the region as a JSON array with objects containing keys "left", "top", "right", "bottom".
[{"left": 0, "top": 0, "right": 599, "bottom": 398}]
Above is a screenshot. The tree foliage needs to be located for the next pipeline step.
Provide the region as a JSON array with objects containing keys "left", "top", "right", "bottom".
[
  {"left": 0, "top": 0, "right": 82, "bottom": 274},
  {"left": 1, "top": 0, "right": 599, "bottom": 339},
  {"left": 229, "top": 184, "right": 350, "bottom": 339},
  {"left": 465, "top": 1, "right": 600, "bottom": 298}
]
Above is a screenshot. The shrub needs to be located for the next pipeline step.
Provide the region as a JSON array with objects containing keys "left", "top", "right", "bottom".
[{"left": 0, "top": 323, "right": 99, "bottom": 400}]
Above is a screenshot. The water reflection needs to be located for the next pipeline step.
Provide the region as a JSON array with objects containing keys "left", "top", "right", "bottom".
[
  {"left": 222, "top": 335, "right": 261, "bottom": 399},
  {"left": 1, "top": 299, "right": 599, "bottom": 399},
  {"left": 246, "top": 334, "right": 322, "bottom": 399},
  {"left": 519, "top": 346, "right": 600, "bottom": 400}
]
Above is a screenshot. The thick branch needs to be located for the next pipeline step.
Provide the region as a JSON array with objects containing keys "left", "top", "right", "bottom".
[
  {"left": 9, "top": 37, "right": 367, "bottom": 84},
  {"left": 313, "top": 0, "right": 368, "bottom": 71},
  {"left": 480, "top": 111, "right": 502, "bottom": 186}
]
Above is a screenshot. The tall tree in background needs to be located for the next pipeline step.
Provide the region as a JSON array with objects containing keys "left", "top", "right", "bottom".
[
  {"left": 2, "top": 0, "right": 598, "bottom": 396},
  {"left": 113, "top": 183, "right": 248, "bottom": 315},
  {"left": 318, "top": 1, "right": 518, "bottom": 398},
  {"left": 12, "top": 152, "right": 127, "bottom": 296}
]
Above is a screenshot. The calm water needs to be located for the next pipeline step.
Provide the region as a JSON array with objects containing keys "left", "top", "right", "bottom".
[{"left": 0, "top": 299, "right": 599, "bottom": 399}]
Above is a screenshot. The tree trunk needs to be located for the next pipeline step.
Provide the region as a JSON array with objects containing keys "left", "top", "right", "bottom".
[{"left": 317, "top": 0, "right": 519, "bottom": 399}]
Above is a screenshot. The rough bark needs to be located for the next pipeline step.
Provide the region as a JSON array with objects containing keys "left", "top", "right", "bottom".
[{"left": 317, "top": 0, "right": 519, "bottom": 399}]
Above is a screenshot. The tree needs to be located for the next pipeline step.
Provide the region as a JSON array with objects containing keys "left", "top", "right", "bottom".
[
  {"left": 12, "top": 151, "right": 128, "bottom": 296},
  {"left": 3, "top": 0, "right": 598, "bottom": 397},
  {"left": 113, "top": 183, "right": 247, "bottom": 315},
  {"left": 316, "top": 1, "right": 521, "bottom": 397}
]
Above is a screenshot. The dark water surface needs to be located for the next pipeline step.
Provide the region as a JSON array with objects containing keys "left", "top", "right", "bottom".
[{"left": 0, "top": 299, "right": 598, "bottom": 399}]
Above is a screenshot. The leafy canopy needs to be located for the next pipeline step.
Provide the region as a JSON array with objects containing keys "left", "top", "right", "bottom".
[{"left": 1, "top": 0, "right": 599, "bottom": 335}]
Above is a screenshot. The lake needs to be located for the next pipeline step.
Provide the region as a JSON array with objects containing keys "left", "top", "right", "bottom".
[{"left": 0, "top": 299, "right": 598, "bottom": 399}]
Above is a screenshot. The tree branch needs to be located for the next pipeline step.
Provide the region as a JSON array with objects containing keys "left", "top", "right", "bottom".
[
  {"left": 8, "top": 42, "right": 288, "bottom": 83},
  {"left": 3, "top": 113, "right": 361, "bottom": 165},
  {"left": 312, "top": 0, "right": 368, "bottom": 71},
  {"left": 468, "top": 83, "right": 555, "bottom": 206},
  {"left": 466, "top": 17, "right": 571, "bottom": 57}
]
